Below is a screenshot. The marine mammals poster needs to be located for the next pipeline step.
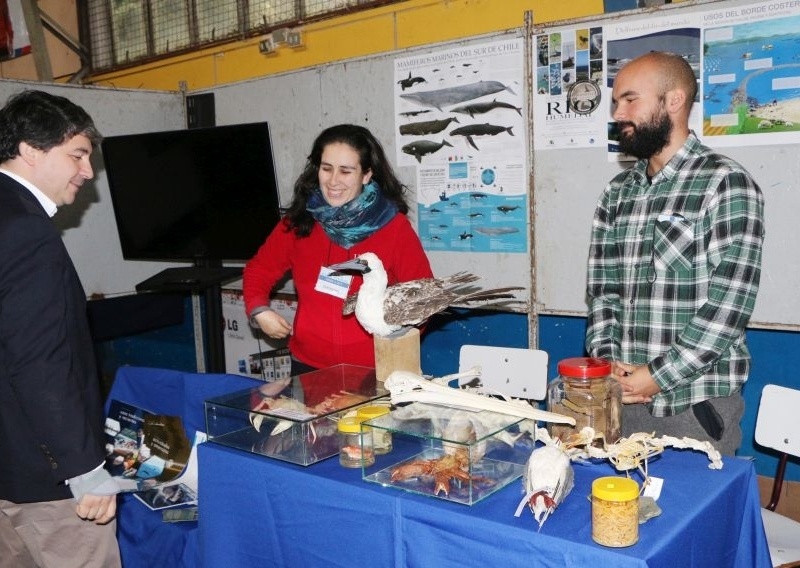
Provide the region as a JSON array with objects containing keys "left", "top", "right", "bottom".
[{"left": 394, "top": 39, "right": 527, "bottom": 254}]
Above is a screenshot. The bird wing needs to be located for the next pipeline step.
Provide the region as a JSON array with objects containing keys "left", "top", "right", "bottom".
[
  {"left": 340, "top": 272, "right": 520, "bottom": 324},
  {"left": 341, "top": 273, "right": 478, "bottom": 317},
  {"left": 382, "top": 279, "right": 457, "bottom": 326}
]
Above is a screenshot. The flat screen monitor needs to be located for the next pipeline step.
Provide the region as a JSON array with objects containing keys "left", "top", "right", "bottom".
[{"left": 101, "top": 122, "right": 281, "bottom": 264}]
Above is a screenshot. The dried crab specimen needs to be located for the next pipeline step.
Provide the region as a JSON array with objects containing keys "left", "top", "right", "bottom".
[
  {"left": 248, "top": 389, "right": 371, "bottom": 437},
  {"left": 248, "top": 396, "right": 308, "bottom": 434},
  {"left": 390, "top": 448, "right": 495, "bottom": 496},
  {"left": 309, "top": 391, "right": 370, "bottom": 415}
]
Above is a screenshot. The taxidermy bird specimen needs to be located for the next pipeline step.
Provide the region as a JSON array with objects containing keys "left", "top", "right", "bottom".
[{"left": 329, "top": 252, "right": 523, "bottom": 337}]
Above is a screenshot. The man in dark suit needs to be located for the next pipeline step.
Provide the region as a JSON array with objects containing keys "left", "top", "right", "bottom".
[{"left": 0, "top": 91, "right": 121, "bottom": 567}]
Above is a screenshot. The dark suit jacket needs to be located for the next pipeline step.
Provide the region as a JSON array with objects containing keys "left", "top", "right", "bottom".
[{"left": 0, "top": 172, "right": 106, "bottom": 503}]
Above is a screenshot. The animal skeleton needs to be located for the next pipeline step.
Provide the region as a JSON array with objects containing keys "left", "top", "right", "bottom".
[
  {"left": 384, "top": 370, "right": 575, "bottom": 426},
  {"left": 542, "top": 426, "right": 724, "bottom": 474}
]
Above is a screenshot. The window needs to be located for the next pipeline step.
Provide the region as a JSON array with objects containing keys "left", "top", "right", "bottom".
[{"left": 84, "top": 0, "right": 400, "bottom": 73}]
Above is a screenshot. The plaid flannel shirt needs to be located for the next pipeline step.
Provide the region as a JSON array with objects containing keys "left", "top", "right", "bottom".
[{"left": 586, "top": 133, "right": 765, "bottom": 417}]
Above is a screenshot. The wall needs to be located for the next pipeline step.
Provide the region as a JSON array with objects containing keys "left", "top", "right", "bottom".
[{"left": 86, "top": 0, "right": 609, "bottom": 91}]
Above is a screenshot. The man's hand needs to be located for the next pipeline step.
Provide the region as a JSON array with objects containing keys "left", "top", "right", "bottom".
[
  {"left": 612, "top": 361, "right": 661, "bottom": 404},
  {"left": 75, "top": 493, "right": 116, "bottom": 525}
]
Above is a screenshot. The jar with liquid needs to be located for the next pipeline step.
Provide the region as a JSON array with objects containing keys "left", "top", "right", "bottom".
[
  {"left": 337, "top": 416, "right": 375, "bottom": 468},
  {"left": 591, "top": 476, "right": 639, "bottom": 547},
  {"left": 547, "top": 357, "right": 622, "bottom": 444},
  {"left": 356, "top": 406, "right": 392, "bottom": 454}
]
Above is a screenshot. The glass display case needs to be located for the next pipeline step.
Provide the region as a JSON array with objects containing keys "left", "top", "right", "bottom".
[
  {"left": 205, "top": 364, "right": 388, "bottom": 466},
  {"left": 361, "top": 403, "right": 536, "bottom": 505}
]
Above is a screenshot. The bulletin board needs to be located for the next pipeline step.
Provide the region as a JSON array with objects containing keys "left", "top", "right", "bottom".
[{"left": 531, "top": 0, "right": 800, "bottom": 329}]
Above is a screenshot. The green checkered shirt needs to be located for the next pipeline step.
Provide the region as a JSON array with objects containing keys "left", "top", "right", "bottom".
[{"left": 586, "top": 133, "right": 765, "bottom": 417}]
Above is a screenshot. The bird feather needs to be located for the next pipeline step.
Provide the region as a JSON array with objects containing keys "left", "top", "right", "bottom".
[{"left": 339, "top": 252, "right": 523, "bottom": 336}]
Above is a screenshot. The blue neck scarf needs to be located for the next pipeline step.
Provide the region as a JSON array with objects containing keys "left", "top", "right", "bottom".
[{"left": 307, "top": 181, "right": 398, "bottom": 249}]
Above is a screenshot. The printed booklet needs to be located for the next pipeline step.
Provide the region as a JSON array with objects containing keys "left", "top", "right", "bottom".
[{"left": 104, "top": 400, "right": 204, "bottom": 510}]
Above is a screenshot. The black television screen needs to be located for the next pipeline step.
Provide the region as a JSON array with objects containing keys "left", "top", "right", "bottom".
[{"left": 101, "top": 122, "right": 281, "bottom": 263}]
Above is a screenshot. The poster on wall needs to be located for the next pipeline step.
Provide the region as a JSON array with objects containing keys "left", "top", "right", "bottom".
[
  {"left": 702, "top": 1, "right": 800, "bottom": 146},
  {"left": 393, "top": 39, "right": 527, "bottom": 253},
  {"left": 536, "top": 1, "right": 800, "bottom": 157},
  {"left": 1, "top": 0, "right": 30, "bottom": 61},
  {"left": 532, "top": 26, "right": 607, "bottom": 150},
  {"left": 602, "top": 12, "right": 703, "bottom": 161}
]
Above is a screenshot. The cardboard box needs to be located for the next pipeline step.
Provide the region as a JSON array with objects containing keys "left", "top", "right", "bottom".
[{"left": 221, "top": 284, "right": 297, "bottom": 381}]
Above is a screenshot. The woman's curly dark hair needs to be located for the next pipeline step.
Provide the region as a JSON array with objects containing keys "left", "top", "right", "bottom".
[{"left": 283, "top": 124, "right": 409, "bottom": 236}]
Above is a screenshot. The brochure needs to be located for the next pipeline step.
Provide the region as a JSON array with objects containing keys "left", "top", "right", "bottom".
[
  {"left": 103, "top": 399, "right": 200, "bottom": 506},
  {"left": 133, "top": 432, "right": 206, "bottom": 511}
]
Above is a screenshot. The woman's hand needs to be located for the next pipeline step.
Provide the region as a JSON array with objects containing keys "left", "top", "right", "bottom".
[{"left": 253, "top": 309, "right": 292, "bottom": 339}]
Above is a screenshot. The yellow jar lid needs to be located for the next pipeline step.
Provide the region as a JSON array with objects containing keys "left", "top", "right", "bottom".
[
  {"left": 338, "top": 416, "right": 367, "bottom": 434},
  {"left": 592, "top": 476, "right": 639, "bottom": 501},
  {"left": 356, "top": 405, "right": 390, "bottom": 420}
]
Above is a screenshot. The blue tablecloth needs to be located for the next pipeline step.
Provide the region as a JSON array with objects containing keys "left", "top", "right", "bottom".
[
  {"left": 199, "top": 435, "right": 771, "bottom": 567},
  {"left": 105, "top": 366, "right": 259, "bottom": 568},
  {"left": 106, "top": 366, "right": 771, "bottom": 567}
]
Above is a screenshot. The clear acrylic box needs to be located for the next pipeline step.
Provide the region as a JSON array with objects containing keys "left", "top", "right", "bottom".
[
  {"left": 205, "top": 364, "right": 388, "bottom": 466},
  {"left": 361, "top": 403, "right": 536, "bottom": 505}
]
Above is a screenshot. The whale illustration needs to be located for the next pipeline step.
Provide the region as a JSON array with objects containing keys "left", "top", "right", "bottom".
[{"left": 400, "top": 81, "right": 516, "bottom": 111}]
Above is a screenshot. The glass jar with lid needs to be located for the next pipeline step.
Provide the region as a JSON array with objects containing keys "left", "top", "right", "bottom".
[
  {"left": 337, "top": 416, "right": 375, "bottom": 468},
  {"left": 546, "top": 357, "right": 621, "bottom": 445},
  {"left": 591, "top": 476, "right": 639, "bottom": 547}
]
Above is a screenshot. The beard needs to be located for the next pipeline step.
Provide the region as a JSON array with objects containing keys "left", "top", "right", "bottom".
[{"left": 617, "top": 106, "right": 672, "bottom": 159}]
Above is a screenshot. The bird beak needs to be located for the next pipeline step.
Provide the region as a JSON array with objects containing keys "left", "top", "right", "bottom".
[{"left": 328, "top": 258, "right": 371, "bottom": 274}]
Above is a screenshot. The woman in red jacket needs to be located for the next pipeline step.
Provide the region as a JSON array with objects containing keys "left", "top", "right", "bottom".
[{"left": 244, "top": 124, "right": 432, "bottom": 375}]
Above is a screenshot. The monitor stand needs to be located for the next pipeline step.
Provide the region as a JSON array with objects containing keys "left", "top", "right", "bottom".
[{"left": 136, "top": 262, "right": 243, "bottom": 373}]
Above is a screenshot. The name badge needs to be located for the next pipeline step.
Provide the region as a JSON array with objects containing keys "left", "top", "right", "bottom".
[{"left": 315, "top": 266, "right": 353, "bottom": 299}]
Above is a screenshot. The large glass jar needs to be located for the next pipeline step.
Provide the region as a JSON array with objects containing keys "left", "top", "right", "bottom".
[{"left": 546, "top": 357, "right": 621, "bottom": 445}]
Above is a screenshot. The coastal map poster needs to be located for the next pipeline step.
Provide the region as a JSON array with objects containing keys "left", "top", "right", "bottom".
[
  {"left": 703, "top": 1, "right": 800, "bottom": 146},
  {"left": 393, "top": 39, "right": 527, "bottom": 253}
]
